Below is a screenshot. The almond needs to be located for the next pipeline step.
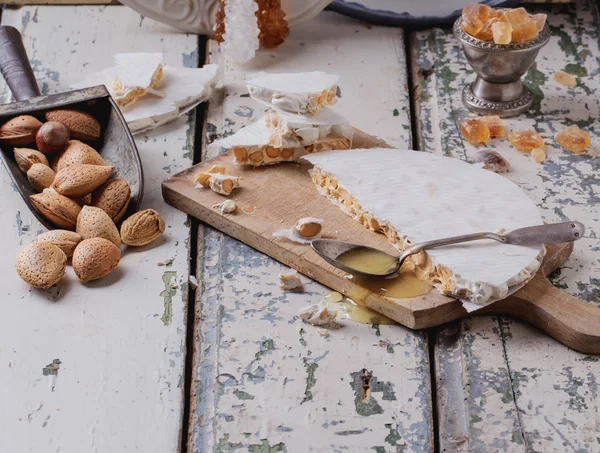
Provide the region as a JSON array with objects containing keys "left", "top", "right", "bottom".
[
  {"left": 45, "top": 110, "right": 100, "bottom": 141},
  {"left": 76, "top": 205, "right": 121, "bottom": 247},
  {"left": 37, "top": 229, "right": 82, "bottom": 258},
  {"left": 36, "top": 121, "right": 70, "bottom": 154},
  {"left": 14, "top": 148, "right": 49, "bottom": 173},
  {"left": 120, "top": 209, "right": 165, "bottom": 246},
  {"left": 91, "top": 179, "right": 131, "bottom": 222},
  {"left": 16, "top": 242, "right": 67, "bottom": 289},
  {"left": 53, "top": 164, "right": 114, "bottom": 197},
  {"left": 51, "top": 140, "right": 105, "bottom": 172},
  {"left": 0, "top": 115, "right": 42, "bottom": 146},
  {"left": 72, "top": 237, "right": 120, "bottom": 282},
  {"left": 30, "top": 192, "right": 82, "bottom": 230},
  {"left": 27, "top": 163, "right": 56, "bottom": 192}
]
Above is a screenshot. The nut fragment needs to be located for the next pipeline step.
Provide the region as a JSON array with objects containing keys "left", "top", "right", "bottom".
[
  {"left": 72, "top": 237, "right": 120, "bottom": 282},
  {"left": 477, "top": 149, "right": 510, "bottom": 173},
  {"left": 76, "top": 205, "right": 121, "bottom": 247},
  {"left": 45, "top": 109, "right": 101, "bottom": 141},
  {"left": 91, "top": 178, "right": 131, "bottom": 222},
  {"left": 36, "top": 121, "right": 70, "bottom": 154},
  {"left": 14, "top": 148, "right": 49, "bottom": 173},
  {"left": 278, "top": 272, "right": 303, "bottom": 291},
  {"left": 37, "top": 229, "right": 82, "bottom": 258},
  {"left": 53, "top": 164, "right": 114, "bottom": 197},
  {"left": 0, "top": 115, "right": 42, "bottom": 146},
  {"left": 30, "top": 191, "right": 82, "bottom": 230},
  {"left": 51, "top": 140, "right": 105, "bottom": 172},
  {"left": 120, "top": 209, "right": 165, "bottom": 247},
  {"left": 195, "top": 165, "right": 226, "bottom": 187},
  {"left": 16, "top": 242, "right": 67, "bottom": 289},
  {"left": 27, "top": 163, "right": 56, "bottom": 192},
  {"left": 293, "top": 217, "right": 324, "bottom": 239}
]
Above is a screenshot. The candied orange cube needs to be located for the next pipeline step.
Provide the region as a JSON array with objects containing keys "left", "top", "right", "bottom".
[
  {"left": 512, "top": 20, "right": 539, "bottom": 43},
  {"left": 503, "top": 7, "right": 530, "bottom": 26},
  {"left": 459, "top": 119, "right": 491, "bottom": 145},
  {"left": 491, "top": 21, "right": 513, "bottom": 44},
  {"left": 531, "top": 13, "right": 547, "bottom": 31},
  {"left": 461, "top": 3, "right": 496, "bottom": 37},
  {"left": 554, "top": 71, "right": 577, "bottom": 87},
  {"left": 477, "top": 17, "right": 500, "bottom": 41},
  {"left": 509, "top": 130, "right": 545, "bottom": 152},
  {"left": 555, "top": 125, "right": 591, "bottom": 154},
  {"left": 480, "top": 115, "right": 507, "bottom": 138}
]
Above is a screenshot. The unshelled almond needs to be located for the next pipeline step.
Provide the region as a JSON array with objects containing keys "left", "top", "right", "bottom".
[
  {"left": 72, "top": 237, "right": 120, "bottom": 282},
  {"left": 91, "top": 179, "right": 131, "bottom": 222},
  {"left": 120, "top": 209, "right": 165, "bottom": 246},
  {"left": 14, "top": 148, "right": 49, "bottom": 173},
  {"left": 37, "top": 229, "right": 82, "bottom": 258},
  {"left": 45, "top": 109, "right": 100, "bottom": 141},
  {"left": 27, "top": 163, "right": 56, "bottom": 192},
  {"left": 52, "top": 164, "right": 114, "bottom": 197},
  {"left": 0, "top": 115, "right": 42, "bottom": 145},
  {"left": 16, "top": 242, "right": 67, "bottom": 289},
  {"left": 30, "top": 191, "right": 82, "bottom": 230},
  {"left": 52, "top": 140, "right": 105, "bottom": 172},
  {"left": 76, "top": 205, "right": 121, "bottom": 247}
]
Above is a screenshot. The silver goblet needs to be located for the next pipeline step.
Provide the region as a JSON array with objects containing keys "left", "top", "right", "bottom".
[{"left": 454, "top": 17, "right": 551, "bottom": 117}]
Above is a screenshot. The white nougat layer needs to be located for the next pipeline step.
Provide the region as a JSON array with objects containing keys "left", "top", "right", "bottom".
[{"left": 305, "top": 148, "right": 545, "bottom": 308}]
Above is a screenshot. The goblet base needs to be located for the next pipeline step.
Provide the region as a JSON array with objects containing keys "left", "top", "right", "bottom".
[{"left": 462, "top": 78, "right": 533, "bottom": 118}]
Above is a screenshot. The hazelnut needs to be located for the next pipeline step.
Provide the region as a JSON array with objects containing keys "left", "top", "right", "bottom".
[{"left": 36, "top": 121, "right": 70, "bottom": 154}]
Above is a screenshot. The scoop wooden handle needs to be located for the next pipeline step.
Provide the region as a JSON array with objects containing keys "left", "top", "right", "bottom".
[
  {"left": 486, "top": 275, "right": 600, "bottom": 354},
  {"left": 0, "top": 26, "right": 40, "bottom": 101}
]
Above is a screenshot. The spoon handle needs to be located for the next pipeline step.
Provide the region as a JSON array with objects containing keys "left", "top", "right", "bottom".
[{"left": 401, "top": 221, "right": 585, "bottom": 260}]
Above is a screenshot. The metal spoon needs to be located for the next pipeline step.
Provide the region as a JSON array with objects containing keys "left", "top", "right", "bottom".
[{"left": 311, "top": 221, "right": 585, "bottom": 278}]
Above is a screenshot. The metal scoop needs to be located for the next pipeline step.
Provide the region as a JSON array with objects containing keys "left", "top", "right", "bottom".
[
  {"left": 312, "top": 221, "right": 585, "bottom": 278},
  {"left": 0, "top": 26, "right": 143, "bottom": 230}
]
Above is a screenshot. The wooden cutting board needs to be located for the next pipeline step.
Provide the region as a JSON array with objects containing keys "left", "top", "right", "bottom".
[{"left": 162, "top": 129, "right": 600, "bottom": 354}]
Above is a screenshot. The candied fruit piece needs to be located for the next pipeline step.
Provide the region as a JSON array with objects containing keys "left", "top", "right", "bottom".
[
  {"left": 503, "top": 8, "right": 530, "bottom": 26},
  {"left": 512, "top": 20, "right": 539, "bottom": 43},
  {"left": 555, "top": 125, "right": 591, "bottom": 154},
  {"left": 477, "top": 17, "right": 500, "bottom": 41},
  {"left": 480, "top": 115, "right": 507, "bottom": 138},
  {"left": 492, "top": 21, "right": 513, "bottom": 45},
  {"left": 477, "top": 149, "right": 510, "bottom": 173},
  {"left": 531, "top": 148, "right": 546, "bottom": 163},
  {"left": 554, "top": 71, "right": 577, "bottom": 87},
  {"left": 214, "top": 0, "right": 226, "bottom": 43},
  {"left": 531, "top": 13, "right": 547, "bottom": 31},
  {"left": 255, "top": 0, "right": 289, "bottom": 48},
  {"left": 509, "top": 130, "right": 545, "bottom": 152},
  {"left": 459, "top": 119, "right": 491, "bottom": 145},
  {"left": 461, "top": 3, "right": 496, "bottom": 37}
]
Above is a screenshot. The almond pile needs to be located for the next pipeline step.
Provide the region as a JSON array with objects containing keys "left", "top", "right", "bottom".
[{"left": 1, "top": 110, "right": 166, "bottom": 288}]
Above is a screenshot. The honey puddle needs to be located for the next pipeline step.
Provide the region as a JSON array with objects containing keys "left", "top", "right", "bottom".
[{"left": 341, "top": 300, "right": 396, "bottom": 325}]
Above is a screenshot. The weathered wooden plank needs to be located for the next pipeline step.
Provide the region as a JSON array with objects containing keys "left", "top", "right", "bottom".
[
  {"left": 190, "top": 12, "right": 433, "bottom": 453},
  {"left": 0, "top": 6, "right": 196, "bottom": 452},
  {"left": 411, "top": 0, "right": 600, "bottom": 451}
]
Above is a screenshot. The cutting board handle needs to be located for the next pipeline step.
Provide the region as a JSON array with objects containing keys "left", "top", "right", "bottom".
[
  {"left": 493, "top": 275, "right": 600, "bottom": 354},
  {"left": 0, "top": 26, "right": 41, "bottom": 102}
]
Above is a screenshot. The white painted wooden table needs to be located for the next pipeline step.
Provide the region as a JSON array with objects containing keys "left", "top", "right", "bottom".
[{"left": 0, "top": 2, "right": 598, "bottom": 453}]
